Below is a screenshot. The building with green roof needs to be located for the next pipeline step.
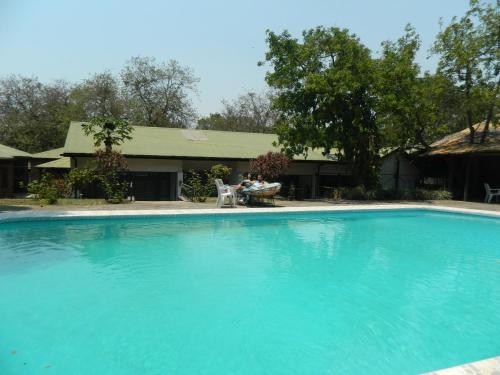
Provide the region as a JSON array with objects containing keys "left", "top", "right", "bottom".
[
  {"left": 62, "top": 121, "right": 351, "bottom": 200},
  {"left": 0, "top": 143, "right": 32, "bottom": 197},
  {"left": 30, "top": 147, "right": 69, "bottom": 180}
]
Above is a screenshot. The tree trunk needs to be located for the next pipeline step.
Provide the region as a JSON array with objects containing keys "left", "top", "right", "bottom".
[
  {"left": 465, "top": 67, "right": 475, "bottom": 144},
  {"left": 104, "top": 140, "right": 112, "bottom": 153},
  {"left": 415, "top": 114, "right": 430, "bottom": 149},
  {"left": 480, "top": 80, "right": 499, "bottom": 143},
  {"left": 467, "top": 111, "right": 475, "bottom": 144},
  {"left": 394, "top": 156, "right": 400, "bottom": 190}
]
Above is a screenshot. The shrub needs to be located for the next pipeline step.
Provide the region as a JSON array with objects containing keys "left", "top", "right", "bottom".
[
  {"left": 430, "top": 190, "right": 453, "bottom": 200},
  {"left": 334, "top": 187, "right": 452, "bottom": 201},
  {"left": 94, "top": 150, "right": 129, "bottom": 203},
  {"left": 344, "top": 185, "right": 368, "bottom": 200},
  {"left": 250, "top": 152, "right": 290, "bottom": 180},
  {"left": 27, "top": 173, "right": 61, "bottom": 204},
  {"left": 65, "top": 166, "right": 99, "bottom": 194},
  {"left": 207, "top": 164, "right": 232, "bottom": 182},
  {"left": 182, "top": 170, "right": 211, "bottom": 202}
]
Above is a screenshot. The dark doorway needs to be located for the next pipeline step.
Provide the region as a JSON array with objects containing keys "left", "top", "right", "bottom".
[{"left": 130, "top": 172, "right": 176, "bottom": 201}]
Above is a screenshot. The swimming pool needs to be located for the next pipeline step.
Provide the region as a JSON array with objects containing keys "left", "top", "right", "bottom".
[{"left": 1, "top": 209, "right": 499, "bottom": 374}]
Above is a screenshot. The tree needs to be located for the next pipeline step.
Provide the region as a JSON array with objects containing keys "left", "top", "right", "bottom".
[
  {"left": 197, "top": 91, "right": 277, "bottom": 133},
  {"left": 249, "top": 151, "right": 290, "bottom": 180},
  {"left": 81, "top": 116, "right": 133, "bottom": 152},
  {"left": 80, "top": 117, "right": 133, "bottom": 203},
  {"left": 0, "top": 76, "right": 79, "bottom": 152},
  {"left": 376, "top": 25, "right": 463, "bottom": 149},
  {"left": 260, "top": 27, "right": 379, "bottom": 187},
  {"left": 94, "top": 149, "right": 129, "bottom": 203},
  {"left": 432, "top": 0, "right": 499, "bottom": 143},
  {"left": 72, "top": 72, "right": 125, "bottom": 119},
  {"left": 121, "top": 56, "right": 199, "bottom": 128}
]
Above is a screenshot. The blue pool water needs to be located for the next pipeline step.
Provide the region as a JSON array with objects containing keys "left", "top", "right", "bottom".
[{"left": 1, "top": 209, "right": 499, "bottom": 374}]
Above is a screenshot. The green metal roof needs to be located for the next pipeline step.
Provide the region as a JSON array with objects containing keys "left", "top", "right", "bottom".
[
  {"left": 63, "top": 122, "right": 333, "bottom": 162},
  {"left": 0, "top": 143, "right": 32, "bottom": 158},
  {"left": 35, "top": 157, "right": 71, "bottom": 169},
  {"left": 31, "top": 147, "right": 65, "bottom": 159},
  {"left": 0, "top": 151, "right": 14, "bottom": 160}
]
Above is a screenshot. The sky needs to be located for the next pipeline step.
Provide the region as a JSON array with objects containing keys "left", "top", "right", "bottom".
[{"left": 0, "top": 0, "right": 471, "bottom": 116}]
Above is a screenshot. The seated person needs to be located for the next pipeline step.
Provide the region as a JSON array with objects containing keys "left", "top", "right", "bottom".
[
  {"left": 251, "top": 174, "right": 267, "bottom": 188},
  {"left": 234, "top": 173, "right": 254, "bottom": 190}
]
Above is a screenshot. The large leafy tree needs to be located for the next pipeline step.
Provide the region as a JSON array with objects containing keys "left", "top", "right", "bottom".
[
  {"left": 260, "top": 27, "right": 379, "bottom": 187},
  {"left": 197, "top": 91, "right": 277, "bottom": 133},
  {"left": 376, "top": 25, "right": 462, "bottom": 149},
  {"left": 72, "top": 72, "right": 125, "bottom": 119},
  {"left": 432, "top": 0, "right": 499, "bottom": 143},
  {"left": 121, "top": 56, "right": 199, "bottom": 128},
  {"left": 0, "top": 76, "right": 81, "bottom": 152}
]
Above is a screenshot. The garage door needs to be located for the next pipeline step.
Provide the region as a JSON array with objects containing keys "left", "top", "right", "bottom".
[{"left": 130, "top": 172, "right": 176, "bottom": 201}]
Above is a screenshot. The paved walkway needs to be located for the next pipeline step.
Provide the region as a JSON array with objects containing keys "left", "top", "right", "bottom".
[{"left": 1, "top": 198, "right": 500, "bottom": 213}]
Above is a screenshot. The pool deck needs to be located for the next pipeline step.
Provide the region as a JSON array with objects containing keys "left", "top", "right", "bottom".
[
  {"left": 422, "top": 356, "right": 500, "bottom": 375},
  {"left": 1, "top": 200, "right": 500, "bottom": 223},
  {"left": 1, "top": 200, "right": 499, "bottom": 374}
]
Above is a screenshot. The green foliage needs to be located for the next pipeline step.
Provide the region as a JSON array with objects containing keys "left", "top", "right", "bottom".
[
  {"left": 64, "top": 151, "right": 129, "bottom": 203},
  {"left": 182, "top": 164, "right": 233, "bottom": 201},
  {"left": 65, "top": 166, "right": 99, "bottom": 192},
  {"left": 181, "top": 170, "right": 211, "bottom": 202},
  {"left": 376, "top": 25, "right": 460, "bottom": 149},
  {"left": 330, "top": 186, "right": 452, "bottom": 201},
  {"left": 94, "top": 150, "right": 129, "bottom": 203},
  {"left": 261, "top": 27, "right": 380, "bottom": 188},
  {"left": 80, "top": 117, "right": 132, "bottom": 203},
  {"left": 82, "top": 116, "right": 133, "bottom": 152},
  {"left": 0, "top": 77, "right": 83, "bottom": 153},
  {"left": 249, "top": 152, "right": 290, "bottom": 180},
  {"left": 431, "top": 0, "right": 499, "bottom": 143},
  {"left": 27, "top": 173, "right": 69, "bottom": 204},
  {"left": 0, "top": 57, "right": 199, "bottom": 153},
  {"left": 207, "top": 164, "right": 232, "bottom": 181},
  {"left": 71, "top": 72, "right": 124, "bottom": 118},
  {"left": 206, "top": 164, "right": 232, "bottom": 196}
]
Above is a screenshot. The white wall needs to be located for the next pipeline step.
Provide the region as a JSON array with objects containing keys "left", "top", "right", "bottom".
[{"left": 72, "top": 156, "right": 352, "bottom": 199}]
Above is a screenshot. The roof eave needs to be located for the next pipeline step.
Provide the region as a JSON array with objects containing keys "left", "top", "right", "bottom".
[{"left": 62, "top": 152, "right": 337, "bottom": 163}]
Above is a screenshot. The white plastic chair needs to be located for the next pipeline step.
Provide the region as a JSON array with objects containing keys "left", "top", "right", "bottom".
[
  {"left": 484, "top": 183, "right": 500, "bottom": 203},
  {"left": 215, "top": 179, "right": 235, "bottom": 207}
]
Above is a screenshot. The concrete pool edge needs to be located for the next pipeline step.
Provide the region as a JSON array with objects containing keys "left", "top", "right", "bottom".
[
  {"left": 1, "top": 203, "right": 500, "bottom": 224},
  {"left": 422, "top": 355, "right": 500, "bottom": 375}
]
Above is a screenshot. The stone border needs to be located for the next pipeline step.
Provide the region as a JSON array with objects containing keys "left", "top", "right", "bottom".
[
  {"left": 1, "top": 203, "right": 500, "bottom": 224},
  {"left": 422, "top": 355, "right": 500, "bottom": 375}
]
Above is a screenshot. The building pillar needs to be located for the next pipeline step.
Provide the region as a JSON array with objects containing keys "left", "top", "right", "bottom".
[
  {"left": 6, "top": 162, "right": 14, "bottom": 197},
  {"left": 463, "top": 156, "right": 473, "bottom": 201},
  {"left": 447, "top": 156, "right": 455, "bottom": 191},
  {"left": 176, "top": 170, "right": 183, "bottom": 198}
]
